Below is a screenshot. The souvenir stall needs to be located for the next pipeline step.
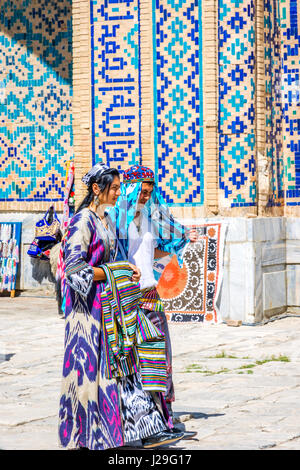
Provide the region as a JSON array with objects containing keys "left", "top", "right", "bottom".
[{"left": 0, "top": 222, "right": 22, "bottom": 297}]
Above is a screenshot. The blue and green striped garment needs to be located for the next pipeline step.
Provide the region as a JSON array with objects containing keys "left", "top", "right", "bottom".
[{"left": 100, "top": 261, "right": 167, "bottom": 393}]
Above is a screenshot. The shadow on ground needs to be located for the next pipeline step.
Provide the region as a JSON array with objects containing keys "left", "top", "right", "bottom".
[{"left": 175, "top": 411, "right": 224, "bottom": 421}]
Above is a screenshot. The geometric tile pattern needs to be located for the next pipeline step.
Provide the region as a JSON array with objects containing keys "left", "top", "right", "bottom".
[
  {"left": 90, "top": 0, "right": 141, "bottom": 170},
  {"left": 264, "top": 0, "right": 285, "bottom": 207},
  {"left": 152, "top": 0, "right": 204, "bottom": 206},
  {"left": 1, "top": 0, "right": 298, "bottom": 211},
  {"left": 0, "top": 0, "right": 73, "bottom": 202},
  {"left": 280, "top": 0, "right": 300, "bottom": 206},
  {"left": 218, "top": 0, "right": 257, "bottom": 207}
]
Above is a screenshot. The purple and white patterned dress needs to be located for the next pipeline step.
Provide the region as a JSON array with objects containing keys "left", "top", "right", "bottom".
[{"left": 58, "top": 208, "right": 166, "bottom": 450}]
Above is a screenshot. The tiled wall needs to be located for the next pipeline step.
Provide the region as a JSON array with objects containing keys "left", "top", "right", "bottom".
[
  {"left": 217, "top": 0, "right": 299, "bottom": 211},
  {"left": 280, "top": 0, "right": 300, "bottom": 207},
  {"left": 0, "top": 0, "right": 73, "bottom": 210},
  {"left": 90, "top": 0, "right": 142, "bottom": 169},
  {"left": 152, "top": 0, "right": 204, "bottom": 206},
  {"left": 263, "top": 0, "right": 300, "bottom": 209},
  {"left": 90, "top": 0, "right": 205, "bottom": 208},
  {"left": 0, "top": 0, "right": 299, "bottom": 214},
  {"left": 264, "top": 0, "right": 284, "bottom": 207},
  {"left": 218, "top": 0, "right": 257, "bottom": 209}
]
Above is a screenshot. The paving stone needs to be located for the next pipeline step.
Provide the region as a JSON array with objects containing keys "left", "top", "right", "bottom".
[{"left": 1, "top": 296, "right": 300, "bottom": 450}]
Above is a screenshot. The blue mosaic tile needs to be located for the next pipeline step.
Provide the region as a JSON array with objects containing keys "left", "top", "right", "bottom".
[
  {"left": 218, "top": 0, "right": 257, "bottom": 207},
  {"left": 90, "top": 0, "right": 141, "bottom": 170},
  {"left": 153, "top": 0, "right": 204, "bottom": 206},
  {"left": 0, "top": 0, "right": 73, "bottom": 202},
  {"left": 281, "top": 0, "right": 300, "bottom": 205},
  {"left": 264, "top": 0, "right": 285, "bottom": 207}
]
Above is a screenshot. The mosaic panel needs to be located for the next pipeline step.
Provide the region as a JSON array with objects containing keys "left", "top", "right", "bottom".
[
  {"left": 153, "top": 0, "right": 204, "bottom": 206},
  {"left": 218, "top": 0, "right": 257, "bottom": 207},
  {"left": 219, "top": 64, "right": 255, "bottom": 134},
  {"left": 264, "top": 0, "right": 285, "bottom": 207},
  {"left": 0, "top": 0, "right": 73, "bottom": 202},
  {"left": 219, "top": 132, "right": 256, "bottom": 204},
  {"left": 90, "top": 0, "right": 141, "bottom": 170},
  {"left": 280, "top": 0, "right": 300, "bottom": 206}
]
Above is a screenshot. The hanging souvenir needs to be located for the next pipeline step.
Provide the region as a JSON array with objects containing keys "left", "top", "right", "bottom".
[{"left": 35, "top": 206, "right": 61, "bottom": 242}]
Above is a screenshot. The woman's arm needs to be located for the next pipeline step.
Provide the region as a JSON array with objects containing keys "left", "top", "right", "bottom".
[
  {"left": 154, "top": 229, "right": 198, "bottom": 261},
  {"left": 93, "top": 264, "right": 141, "bottom": 282},
  {"left": 93, "top": 267, "right": 107, "bottom": 281},
  {"left": 154, "top": 248, "right": 171, "bottom": 259}
]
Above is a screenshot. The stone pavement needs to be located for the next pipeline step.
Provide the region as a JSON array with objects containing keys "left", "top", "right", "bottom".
[{"left": 1, "top": 294, "right": 300, "bottom": 451}]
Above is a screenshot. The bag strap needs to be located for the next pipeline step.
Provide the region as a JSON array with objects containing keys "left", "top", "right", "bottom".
[{"left": 45, "top": 206, "right": 54, "bottom": 225}]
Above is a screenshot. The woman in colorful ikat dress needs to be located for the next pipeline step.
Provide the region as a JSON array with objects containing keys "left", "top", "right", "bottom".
[{"left": 58, "top": 163, "right": 183, "bottom": 450}]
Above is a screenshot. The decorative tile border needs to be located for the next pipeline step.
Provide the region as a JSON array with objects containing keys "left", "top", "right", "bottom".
[
  {"left": 152, "top": 0, "right": 204, "bottom": 207},
  {"left": 218, "top": 0, "right": 257, "bottom": 209},
  {"left": 0, "top": 0, "right": 73, "bottom": 204},
  {"left": 281, "top": 0, "right": 300, "bottom": 206},
  {"left": 90, "top": 0, "right": 142, "bottom": 170},
  {"left": 264, "top": 0, "right": 284, "bottom": 208}
]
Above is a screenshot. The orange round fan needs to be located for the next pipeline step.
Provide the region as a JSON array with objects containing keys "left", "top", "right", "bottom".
[{"left": 157, "top": 255, "right": 188, "bottom": 299}]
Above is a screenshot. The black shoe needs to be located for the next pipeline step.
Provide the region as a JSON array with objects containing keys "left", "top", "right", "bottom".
[
  {"left": 171, "top": 426, "right": 198, "bottom": 440},
  {"left": 141, "top": 430, "right": 184, "bottom": 449}
]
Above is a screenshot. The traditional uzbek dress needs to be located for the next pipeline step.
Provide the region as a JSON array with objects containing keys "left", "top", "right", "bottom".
[{"left": 58, "top": 208, "right": 169, "bottom": 450}]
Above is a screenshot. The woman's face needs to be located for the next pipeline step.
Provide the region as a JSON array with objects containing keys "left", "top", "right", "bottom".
[
  {"left": 138, "top": 182, "right": 154, "bottom": 206},
  {"left": 94, "top": 175, "right": 121, "bottom": 207}
]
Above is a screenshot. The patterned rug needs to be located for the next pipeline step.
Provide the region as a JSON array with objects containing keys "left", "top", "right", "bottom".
[{"left": 154, "top": 223, "right": 226, "bottom": 324}]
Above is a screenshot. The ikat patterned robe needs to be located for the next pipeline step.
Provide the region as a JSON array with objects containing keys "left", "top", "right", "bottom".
[{"left": 58, "top": 208, "right": 124, "bottom": 450}]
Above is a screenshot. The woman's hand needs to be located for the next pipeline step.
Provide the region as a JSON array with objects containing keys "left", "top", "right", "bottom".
[
  {"left": 188, "top": 228, "right": 198, "bottom": 243},
  {"left": 128, "top": 263, "right": 141, "bottom": 283}
]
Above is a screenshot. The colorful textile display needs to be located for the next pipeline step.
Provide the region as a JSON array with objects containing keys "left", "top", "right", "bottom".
[
  {"left": 139, "top": 287, "right": 165, "bottom": 313},
  {"left": 100, "top": 261, "right": 167, "bottom": 393},
  {"left": 0, "top": 222, "right": 21, "bottom": 293},
  {"left": 27, "top": 238, "right": 56, "bottom": 261},
  {"left": 138, "top": 289, "right": 174, "bottom": 403},
  {"left": 155, "top": 223, "right": 226, "bottom": 324}
]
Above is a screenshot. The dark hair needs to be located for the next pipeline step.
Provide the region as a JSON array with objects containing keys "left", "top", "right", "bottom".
[{"left": 75, "top": 168, "right": 120, "bottom": 214}]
